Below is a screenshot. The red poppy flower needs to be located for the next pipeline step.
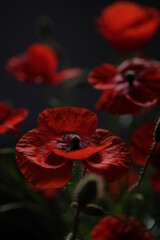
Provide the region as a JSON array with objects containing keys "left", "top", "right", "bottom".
[
  {"left": 91, "top": 215, "right": 155, "bottom": 240},
  {"left": 108, "top": 170, "right": 138, "bottom": 201},
  {"left": 0, "top": 102, "right": 28, "bottom": 136},
  {"left": 15, "top": 107, "right": 130, "bottom": 189},
  {"left": 130, "top": 122, "right": 160, "bottom": 169},
  {"left": 89, "top": 58, "right": 160, "bottom": 114},
  {"left": 6, "top": 43, "right": 81, "bottom": 84},
  {"left": 96, "top": 1, "right": 160, "bottom": 53}
]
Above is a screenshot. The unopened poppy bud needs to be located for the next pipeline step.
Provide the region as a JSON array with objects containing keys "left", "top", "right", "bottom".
[
  {"left": 83, "top": 204, "right": 105, "bottom": 217},
  {"left": 65, "top": 233, "right": 79, "bottom": 240},
  {"left": 75, "top": 174, "right": 100, "bottom": 208},
  {"left": 154, "top": 118, "right": 160, "bottom": 142},
  {"left": 65, "top": 233, "right": 73, "bottom": 240}
]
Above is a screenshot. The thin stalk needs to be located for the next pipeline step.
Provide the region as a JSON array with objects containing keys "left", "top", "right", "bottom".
[
  {"left": 0, "top": 147, "right": 15, "bottom": 154},
  {"left": 138, "top": 141, "right": 157, "bottom": 187},
  {"left": 72, "top": 207, "right": 80, "bottom": 240},
  {"left": 82, "top": 167, "right": 86, "bottom": 178}
]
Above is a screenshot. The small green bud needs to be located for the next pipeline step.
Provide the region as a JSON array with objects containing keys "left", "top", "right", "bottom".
[
  {"left": 75, "top": 175, "right": 98, "bottom": 208},
  {"left": 65, "top": 233, "right": 73, "bottom": 240},
  {"left": 65, "top": 233, "right": 79, "bottom": 240},
  {"left": 83, "top": 204, "right": 105, "bottom": 217}
]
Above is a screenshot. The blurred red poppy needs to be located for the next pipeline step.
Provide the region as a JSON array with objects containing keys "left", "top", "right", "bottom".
[
  {"left": 0, "top": 102, "right": 28, "bottom": 136},
  {"left": 89, "top": 58, "right": 160, "bottom": 114},
  {"left": 108, "top": 170, "right": 138, "bottom": 201},
  {"left": 130, "top": 122, "right": 160, "bottom": 169},
  {"left": 91, "top": 215, "right": 155, "bottom": 240},
  {"left": 6, "top": 43, "right": 81, "bottom": 84},
  {"left": 96, "top": 1, "right": 160, "bottom": 53},
  {"left": 16, "top": 107, "right": 130, "bottom": 189},
  {"left": 130, "top": 122, "right": 160, "bottom": 194}
]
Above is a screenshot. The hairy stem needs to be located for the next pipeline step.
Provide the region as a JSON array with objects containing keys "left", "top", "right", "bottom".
[{"left": 138, "top": 141, "right": 157, "bottom": 187}]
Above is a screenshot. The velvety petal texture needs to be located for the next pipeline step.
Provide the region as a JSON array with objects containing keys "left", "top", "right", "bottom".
[
  {"left": 16, "top": 107, "right": 131, "bottom": 188},
  {"left": 96, "top": 1, "right": 160, "bottom": 53},
  {"left": 91, "top": 215, "right": 155, "bottom": 240},
  {"left": 6, "top": 43, "right": 82, "bottom": 85},
  {"left": 89, "top": 58, "right": 160, "bottom": 115},
  {"left": 16, "top": 129, "right": 72, "bottom": 188},
  {"left": 38, "top": 107, "right": 98, "bottom": 137},
  {"left": 83, "top": 129, "right": 130, "bottom": 182},
  {"left": 0, "top": 102, "right": 28, "bottom": 136}
]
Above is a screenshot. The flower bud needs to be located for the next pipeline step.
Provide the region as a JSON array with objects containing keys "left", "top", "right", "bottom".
[
  {"left": 75, "top": 174, "right": 100, "bottom": 208},
  {"left": 154, "top": 118, "right": 160, "bottom": 142},
  {"left": 71, "top": 202, "right": 78, "bottom": 209},
  {"left": 83, "top": 204, "right": 105, "bottom": 217},
  {"left": 65, "top": 233, "right": 73, "bottom": 240},
  {"left": 65, "top": 233, "right": 79, "bottom": 240}
]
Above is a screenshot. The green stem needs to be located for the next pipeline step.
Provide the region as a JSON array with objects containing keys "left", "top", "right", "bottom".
[
  {"left": 82, "top": 167, "right": 87, "bottom": 178},
  {"left": 0, "top": 147, "right": 15, "bottom": 154},
  {"left": 138, "top": 141, "right": 157, "bottom": 187},
  {"left": 72, "top": 207, "right": 80, "bottom": 240}
]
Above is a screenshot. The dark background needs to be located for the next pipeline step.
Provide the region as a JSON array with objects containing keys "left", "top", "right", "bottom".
[{"left": 1, "top": 0, "right": 160, "bottom": 134}]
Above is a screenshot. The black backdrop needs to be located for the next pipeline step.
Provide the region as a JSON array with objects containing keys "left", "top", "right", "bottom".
[{"left": 0, "top": 0, "right": 160, "bottom": 133}]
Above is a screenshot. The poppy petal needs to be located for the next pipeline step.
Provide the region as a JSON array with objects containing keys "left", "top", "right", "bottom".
[
  {"left": 52, "top": 129, "right": 115, "bottom": 160},
  {"left": 96, "top": 87, "right": 157, "bottom": 114},
  {"left": 51, "top": 68, "right": 83, "bottom": 84},
  {"left": 0, "top": 102, "right": 28, "bottom": 136},
  {"left": 88, "top": 64, "right": 118, "bottom": 90},
  {"left": 16, "top": 129, "right": 72, "bottom": 188},
  {"left": 37, "top": 107, "right": 97, "bottom": 137},
  {"left": 82, "top": 130, "right": 131, "bottom": 182}
]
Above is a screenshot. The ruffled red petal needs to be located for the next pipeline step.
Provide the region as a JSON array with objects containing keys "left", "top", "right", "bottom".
[
  {"left": 51, "top": 68, "right": 83, "bottom": 84},
  {"left": 96, "top": 87, "right": 157, "bottom": 115},
  {"left": 151, "top": 170, "right": 160, "bottom": 194},
  {"left": 141, "top": 68, "right": 160, "bottom": 101},
  {"left": 82, "top": 129, "right": 130, "bottom": 182},
  {"left": 16, "top": 129, "right": 72, "bottom": 188},
  {"left": 88, "top": 64, "right": 118, "bottom": 90},
  {"left": 96, "top": 2, "right": 160, "bottom": 53},
  {"left": 38, "top": 107, "right": 97, "bottom": 137},
  {"left": 91, "top": 215, "right": 155, "bottom": 240},
  {"left": 0, "top": 102, "right": 28, "bottom": 136}
]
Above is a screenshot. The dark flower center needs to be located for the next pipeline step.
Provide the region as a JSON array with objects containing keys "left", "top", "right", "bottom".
[
  {"left": 124, "top": 70, "right": 136, "bottom": 86},
  {"left": 70, "top": 134, "right": 81, "bottom": 150},
  {"left": 56, "top": 132, "right": 89, "bottom": 152}
]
